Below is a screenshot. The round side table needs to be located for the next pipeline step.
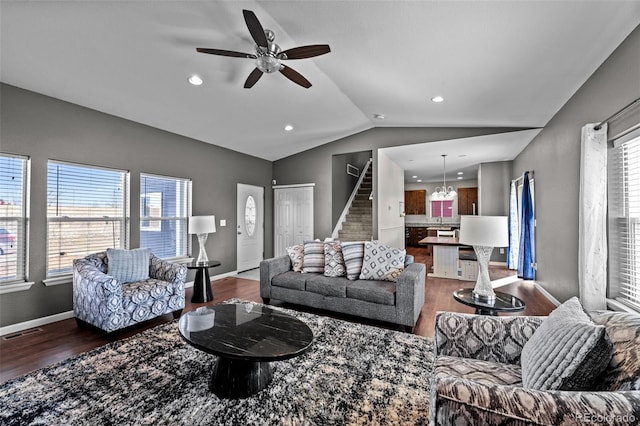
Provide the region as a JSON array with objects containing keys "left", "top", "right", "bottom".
[
  {"left": 453, "top": 288, "right": 525, "bottom": 316},
  {"left": 187, "top": 260, "right": 221, "bottom": 303}
]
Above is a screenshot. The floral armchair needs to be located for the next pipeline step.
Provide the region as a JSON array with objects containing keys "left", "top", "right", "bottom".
[
  {"left": 73, "top": 252, "right": 187, "bottom": 333},
  {"left": 431, "top": 310, "right": 640, "bottom": 425}
]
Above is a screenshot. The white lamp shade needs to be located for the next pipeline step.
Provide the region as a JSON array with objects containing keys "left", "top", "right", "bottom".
[
  {"left": 189, "top": 215, "right": 216, "bottom": 234},
  {"left": 459, "top": 215, "right": 508, "bottom": 247}
]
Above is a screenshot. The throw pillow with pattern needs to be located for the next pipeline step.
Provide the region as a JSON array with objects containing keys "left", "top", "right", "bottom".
[
  {"left": 286, "top": 244, "right": 304, "bottom": 272},
  {"left": 324, "top": 241, "right": 346, "bottom": 277},
  {"left": 342, "top": 242, "right": 365, "bottom": 280},
  {"left": 359, "top": 242, "right": 405, "bottom": 282},
  {"left": 302, "top": 241, "right": 325, "bottom": 273}
]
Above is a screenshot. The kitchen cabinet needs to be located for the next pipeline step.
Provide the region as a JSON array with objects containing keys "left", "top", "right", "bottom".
[
  {"left": 404, "top": 190, "right": 426, "bottom": 215},
  {"left": 457, "top": 187, "right": 478, "bottom": 216},
  {"left": 406, "top": 226, "right": 428, "bottom": 246}
]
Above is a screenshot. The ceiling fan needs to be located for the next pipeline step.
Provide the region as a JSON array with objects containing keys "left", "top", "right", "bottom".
[{"left": 196, "top": 9, "right": 330, "bottom": 89}]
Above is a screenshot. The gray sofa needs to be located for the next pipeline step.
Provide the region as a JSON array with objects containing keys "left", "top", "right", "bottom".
[{"left": 259, "top": 254, "right": 426, "bottom": 331}]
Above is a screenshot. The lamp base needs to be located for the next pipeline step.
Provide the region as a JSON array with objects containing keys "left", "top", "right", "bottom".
[
  {"left": 196, "top": 233, "right": 209, "bottom": 264},
  {"left": 472, "top": 245, "right": 496, "bottom": 304}
]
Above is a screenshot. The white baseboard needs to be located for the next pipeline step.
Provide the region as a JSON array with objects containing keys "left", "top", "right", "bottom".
[
  {"left": 0, "top": 310, "right": 75, "bottom": 336},
  {"left": 491, "top": 275, "right": 520, "bottom": 288},
  {"left": 533, "top": 282, "right": 561, "bottom": 306}
]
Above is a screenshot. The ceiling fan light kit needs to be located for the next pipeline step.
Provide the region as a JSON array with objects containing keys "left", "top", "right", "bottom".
[{"left": 196, "top": 9, "right": 330, "bottom": 89}]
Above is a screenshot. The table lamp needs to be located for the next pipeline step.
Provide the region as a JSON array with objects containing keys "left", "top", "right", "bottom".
[
  {"left": 459, "top": 215, "right": 508, "bottom": 302},
  {"left": 189, "top": 215, "right": 216, "bottom": 264}
]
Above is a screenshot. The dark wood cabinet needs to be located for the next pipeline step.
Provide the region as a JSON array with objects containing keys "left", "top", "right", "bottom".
[
  {"left": 404, "top": 190, "right": 426, "bottom": 215},
  {"left": 457, "top": 187, "right": 478, "bottom": 216},
  {"left": 406, "top": 226, "right": 428, "bottom": 246}
]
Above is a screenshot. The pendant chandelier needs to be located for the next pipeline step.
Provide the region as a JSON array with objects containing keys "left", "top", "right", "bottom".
[{"left": 431, "top": 154, "right": 457, "bottom": 200}]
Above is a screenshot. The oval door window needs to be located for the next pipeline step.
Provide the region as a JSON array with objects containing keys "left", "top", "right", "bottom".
[{"left": 245, "top": 195, "right": 257, "bottom": 237}]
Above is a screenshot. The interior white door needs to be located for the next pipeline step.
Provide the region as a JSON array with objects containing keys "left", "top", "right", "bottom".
[
  {"left": 237, "top": 184, "right": 264, "bottom": 272},
  {"left": 274, "top": 185, "right": 314, "bottom": 256}
]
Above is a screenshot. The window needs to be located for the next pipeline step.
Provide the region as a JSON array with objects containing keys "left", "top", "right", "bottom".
[
  {"left": 140, "top": 174, "right": 191, "bottom": 259},
  {"left": 608, "top": 130, "right": 640, "bottom": 311},
  {"left": 431, "top": 200, "right": 453, "bottom": 218},
  {"left": 47, "top": 161, "right": 129, "bottom": 276},
  {"left": 0, "top": 154, "right": 29, "bottom": 283}
]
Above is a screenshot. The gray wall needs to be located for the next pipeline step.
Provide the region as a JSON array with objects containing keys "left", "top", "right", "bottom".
[
  {"left": 478, "top": 161, "right": 512, "bottom": 262},
  {"left": 331, "top": 150, "right": 371, "bottom": 228},
  {"left": 274, "top": 127, "right": 529, "bottom": 239},
  {"left": 512, "top": 24, "right": 640, "bottom": 303},
  {"left": 0, "top": 84, "right": 273, "bottom": 327}
]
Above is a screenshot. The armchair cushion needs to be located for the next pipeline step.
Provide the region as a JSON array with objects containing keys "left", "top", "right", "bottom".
[
  {"left": 520, "top": 297, "right": 613, "bottom": 391},
  {"left": 106, "top": 248, "right": 151, "bottom": 283}
]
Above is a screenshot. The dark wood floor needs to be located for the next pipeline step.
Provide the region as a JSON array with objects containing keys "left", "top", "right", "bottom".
[{"left": 0, "top": 247, "right": 556, "bottom": 384}]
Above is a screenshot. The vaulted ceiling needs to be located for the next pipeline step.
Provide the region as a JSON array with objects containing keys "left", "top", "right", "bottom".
[{"left": 2, "top": 1, "right": 639, "bottom": 163}]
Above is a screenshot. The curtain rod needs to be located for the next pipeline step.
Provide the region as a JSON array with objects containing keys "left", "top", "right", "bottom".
[
  {"left": 594, "top": 97, "right": 640, "bottom": 131},
  {"left": 512, "top": 170, "right": 534, "bottom": 183}
]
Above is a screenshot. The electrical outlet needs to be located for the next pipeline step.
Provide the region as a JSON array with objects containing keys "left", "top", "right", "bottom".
[{"left": 499, "top": 248, "right": 505, "bottom": 254}]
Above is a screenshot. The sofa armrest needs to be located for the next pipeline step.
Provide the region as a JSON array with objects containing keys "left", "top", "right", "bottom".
[
  {"left": 432, "top": 368, "right": 640, "bottom": 425},
  {"left": 434, "top": 311, "right": 544, "bottom": 364},
  {"left": 395, "top": 262, "right": 426, "bottom": 327},
  {"left": 72, "top": 258, "right": 122, "bottom": 301},
  {"left": 260, "top": 255, "right": 292, "bottom": 298},
  {"left": 149, "top": 255, "right": 187, "bottom": 289}
]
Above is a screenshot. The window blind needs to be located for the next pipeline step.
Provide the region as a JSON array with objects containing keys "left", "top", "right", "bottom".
[
  {"left": 608, "top": 131, "right": 640, "bottom": 311},
  {"left": 140, "top": 174, "right": 191, "bottom": 259},
  {"left": 47, "top": 161, "right": 129, "bottom": 276},
  {"left": 0, "top": 154, "right": 29, "bottom": 283}
]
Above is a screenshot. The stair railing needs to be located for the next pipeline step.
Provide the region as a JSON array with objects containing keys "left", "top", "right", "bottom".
[{"left": 332, "top": 158, "right": 373, "bottom": 239}]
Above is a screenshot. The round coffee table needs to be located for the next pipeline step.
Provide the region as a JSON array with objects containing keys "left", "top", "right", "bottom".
[
  {"left": 178, "top": 303, "right": 313, "bottom": 398},
  {"left": 453, "top": 288, "right": 525, "bottom": 315}
]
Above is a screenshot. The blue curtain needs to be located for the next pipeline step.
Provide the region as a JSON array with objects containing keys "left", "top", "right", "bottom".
[{"left": 518, "top": 172, "right": 535, "bottom": 279}]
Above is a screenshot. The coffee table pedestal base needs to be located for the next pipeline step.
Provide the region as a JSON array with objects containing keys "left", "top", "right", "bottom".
[{"left": 209, "top": 358, "right": 273, "bottom": 399}]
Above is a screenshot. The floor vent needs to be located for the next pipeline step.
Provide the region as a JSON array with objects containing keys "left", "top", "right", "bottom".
[{"left": 2, "top": 327, "right": 43, "bottom": 340}]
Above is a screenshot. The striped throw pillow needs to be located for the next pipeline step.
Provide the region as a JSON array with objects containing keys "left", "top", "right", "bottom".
[
  {"left": 302, "top": 241, "right": 325, "bottom": 273},
  {"left": 107, "top": 248, "right": 151, "bottom": 283},
  {"left": 342, "top": 242, "right": 365, "bottom": 280}
]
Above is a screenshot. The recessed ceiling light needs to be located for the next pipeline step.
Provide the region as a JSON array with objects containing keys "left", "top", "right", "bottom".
[
  {"left": 457, "top": 177, "right": 463, "bottom": 180},
  {"left": 412, "top": 175, "right": 418, "bottom": 179},
  {"left": 284, "top": 124, "right": 294, "bottom": 132},
  {"left": 457, "top": 172, "right": 463, "bottom": 175},
  {"left": 188, "top": 74, "right": 203, "bottom": 86},
  {"left": 431, "top": 96, "right": 444, "bottom": 103},
  {"left": 417, "top": 179, "right": 422, "bottom": 183},
  {"left": 373, "top": 113, "right": 385, "bottom": 120}
]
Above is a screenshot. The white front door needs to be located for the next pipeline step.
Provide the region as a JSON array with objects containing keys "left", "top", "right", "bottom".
[{"left": 237, "top": 184, "right": 264, "bottom": 272}]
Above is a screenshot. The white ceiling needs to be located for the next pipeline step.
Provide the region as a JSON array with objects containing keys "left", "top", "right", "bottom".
[
  {"left": 1, "top": 1, "right": 639, "bottom": 163},
  {"left": 382, "top": 129, "right": 542, "bottom": 183}
]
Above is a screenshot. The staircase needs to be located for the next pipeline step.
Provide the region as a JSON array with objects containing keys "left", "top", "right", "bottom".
[{"left": 337, "top": 166, "right": 373, "bottom": 241}]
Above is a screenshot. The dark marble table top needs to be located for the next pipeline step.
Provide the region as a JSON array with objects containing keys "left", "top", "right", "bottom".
[
  {"left": 453, "top": 288, "right": 526, "bottom": 312},
  {"left": 178, "top": 303, "right": 314, "bottom": 362},
  {"left": 186, "top": 260, "right": 221, "bottom": 269}
]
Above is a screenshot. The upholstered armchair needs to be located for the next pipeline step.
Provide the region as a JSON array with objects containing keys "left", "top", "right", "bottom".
[
  {"left": 431, "top": 310, "right": 640, "bottom": 425},
  {"left": 73, "top": 251, "right": 187, "bottom": 333}
]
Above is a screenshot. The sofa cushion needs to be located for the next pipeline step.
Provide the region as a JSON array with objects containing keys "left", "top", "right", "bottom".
[
  {"left": 520, "top": 297, "right": 613, "bottom": 391},
  {"left": 435, "top": 355, "right": 523, "bottom": 387},
  {"left": 324, "top": 241, "right": 346, "bottom": 277},
  {"left": 306, "top": 275, "right": 349, "bottom": 298},
  {"left": 286, "top": 244, "right": 304, "bottom": 272},
  {"left": 303, "top": 241, "right": 325, "bottom": 273},
  {"left": 342, "top": 242, "right": 365, "bottom": 280},
  {"left": 107, "top": 248, "right": 151, "bottom": 283},
  {"left": 271, "top": 271, "right": 307, "bottom": 291},
  {"left": 359, "top": 242, "right": 405, "bottom": 282},
  {"left": 346, "top": 280, "right": 396, "bottom": 306}
]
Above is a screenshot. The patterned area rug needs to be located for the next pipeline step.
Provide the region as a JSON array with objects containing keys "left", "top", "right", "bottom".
[{"left": 0, "top": 300, "right": 434, "bottom": 425}]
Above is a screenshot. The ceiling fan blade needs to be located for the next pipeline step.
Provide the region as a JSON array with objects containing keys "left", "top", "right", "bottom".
[
  {"left": 280, "top": 45, "right": 331, "bottom": 60},
  {"left": 244, "top": 68, "right": 263, "bottom": 89},
  {"left": 243, "top": 9, "right": 268, "bottom": 48},
  {"left": 280, "top": 65, "right": 312, "bottom": 88},
  {"left": 196, "top": 48, "right": 256, "bottom": 59}
]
